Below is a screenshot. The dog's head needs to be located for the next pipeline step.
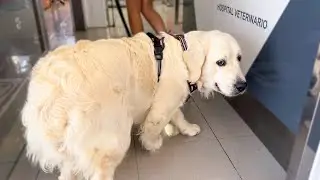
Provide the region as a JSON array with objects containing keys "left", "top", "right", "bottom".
[{"left": 184, "top": 31, "right": 246, "bottom": 97}]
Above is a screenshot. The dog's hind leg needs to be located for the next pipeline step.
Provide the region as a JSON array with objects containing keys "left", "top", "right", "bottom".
[
  {"left": 171, "top": 109, "right": 200, "bottom": 137},
  {"left": 89, "top": 130, "right": 132, "bottom": 180},
  {"left": 163, "top": 123, "right": 180, "bottom": 137},
  {"left": 58, "top": 161, "right": 76, "bottom": 180},
  {"left": 73, "top": 104, "right": 133, "bottom": 180}
]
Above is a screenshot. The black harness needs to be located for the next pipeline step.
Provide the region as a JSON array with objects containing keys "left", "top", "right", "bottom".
[
  {"left": 146, "top": 32, "right": 198, "bottom": 101},
  {"left": 146, "top": 32, "right": 165, "bottom": 82}
]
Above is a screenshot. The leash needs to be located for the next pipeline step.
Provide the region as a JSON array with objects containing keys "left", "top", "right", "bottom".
[{"left": 146, "top": 32, "right": 198, "bottom": 101}]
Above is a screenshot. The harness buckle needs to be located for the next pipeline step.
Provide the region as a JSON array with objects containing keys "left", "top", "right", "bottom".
[
  {"left": 188, "top": 83, "right": 198, "bottom": 93},
  {"left": 153, "top": 37, "right": 165, "bottom": 61}
]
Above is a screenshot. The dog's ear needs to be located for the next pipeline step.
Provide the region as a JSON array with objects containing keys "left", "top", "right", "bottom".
[{"left": 182, "top": 40, "right": 206, "bottom": 83}]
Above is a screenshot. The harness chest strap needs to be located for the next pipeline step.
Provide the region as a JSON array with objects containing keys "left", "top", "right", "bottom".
[
  {"left": 146, "top": 32, "right": 165, "bottom": 82},
  {"left": 146, "top": 32, "right": 198, "bottom": 95}
]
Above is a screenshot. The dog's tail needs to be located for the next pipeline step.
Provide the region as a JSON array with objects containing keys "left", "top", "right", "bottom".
[{"left": 21, "top": 85, "right": 65, "bottom": 172}]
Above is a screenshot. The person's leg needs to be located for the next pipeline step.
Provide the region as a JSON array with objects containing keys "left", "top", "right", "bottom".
[
  {"left": 126, "top": 0, "right": 144, "bottom": 35},
  {"left": 141, "top": 0, "right": 166, "bottom": 34}
]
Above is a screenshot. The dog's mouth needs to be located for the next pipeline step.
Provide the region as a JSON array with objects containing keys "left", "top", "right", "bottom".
[
  {"left": 215, "top": 83, "right": 221, "bottom": 92},
  {"left": 214, "top": 83, "right": 236, "bottom": 97}
]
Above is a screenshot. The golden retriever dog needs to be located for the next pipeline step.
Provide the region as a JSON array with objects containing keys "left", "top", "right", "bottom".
[{"left": 21, "top": 30, "right": 246, "bottom": 180}]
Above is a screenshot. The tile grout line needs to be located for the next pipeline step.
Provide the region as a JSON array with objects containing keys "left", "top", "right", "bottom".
[
  {"left": 132, "top": 136, "right": 140, "bottom": 180},
  {"left": 0, "top": 78, "right": 27, "bottom": 118},
  {"left": 34, "top": 169, "right": 41, "bottom": 180},
  {"left": 191, "top": 97, "right": 244, "bottom": 180},
  {"left": 6, "top": 144, "right": 26, "bottom": 180}
]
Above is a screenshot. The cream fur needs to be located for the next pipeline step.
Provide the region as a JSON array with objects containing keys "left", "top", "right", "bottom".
[{"left": 21, "top": 31, "right": 245, "bottom": 180}]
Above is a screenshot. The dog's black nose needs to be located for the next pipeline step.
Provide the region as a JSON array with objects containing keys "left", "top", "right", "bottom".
[{"left": 235, "top": 81, "right": 247, "bottom": 93}]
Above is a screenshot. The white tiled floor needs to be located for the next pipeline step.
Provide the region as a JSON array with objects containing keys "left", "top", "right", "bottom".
[
  {"left": 192, "top": 93, "right": 255, "bottom": 139},
  {"left": 0, "top": 121, "right": 25, "bottom": 164},
  {"left": 0, "top": 163, "right": 14, "bottom": 180},
  {"left": 9, "top": 149, "right": 38, "bottom": 180},
  {"left": 220, "top": 136, "right": 286, "bottom": 180},
  {"left": 134, "top": 101, "right": 241, "bottom": 180},
  {"left": 192, "top": 93, "right": 286, "bottom": 180}
]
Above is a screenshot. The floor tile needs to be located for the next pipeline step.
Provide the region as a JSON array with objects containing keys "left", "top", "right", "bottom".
[
  {"left": 135, "top": 137, "right": 240, "bottom": 180},
  {"left": 0, "top": 79, "right": 23, "bottom": 111},
  {"left": 220, "top": 136, "right": 286, "bottom": 180},
  {"left": 0, "top": 79, "right": 27, "bottom": 149},
  {"left": 8, "top": 149, "right": 39, "bottom": 180},
  {"left": 0, "top": 163, "right": 14, "bottom": 180},
  {"left": 192, "top": 92, "right": 254, "bottom": 139},
  {"left": 180, "top": 101, "right": 217, "bottom": 140},
  {"left": 0, "top": 121, "right": 25, "bottom": 163},
  {"left": 114, "top": 138, "right": 139, "bottom": 180},
  {"left": 37, "top": 171, "right": 57, "bottom": 180}
]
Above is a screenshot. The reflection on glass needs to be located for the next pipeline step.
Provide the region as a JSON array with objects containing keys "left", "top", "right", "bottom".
[
  {"left": 10, "top": 55, "right": 31, "bottom": 75},
  {"left": 0, "top": 0, "right": 27, "bottom": 12},
  {"left": 292, "top": 43, "right": 320, "bottom": 180},
  {"left": 309, "top": 45, "right": 320, "bottom": 97}
]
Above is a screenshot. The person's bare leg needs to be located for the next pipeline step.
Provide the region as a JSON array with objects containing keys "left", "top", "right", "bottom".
[
  {"left": 126, "top": 0, "right": 144, "bottom": 35},
  {"left": 141, "top": 0, "right": 166, "bottom": 34}
]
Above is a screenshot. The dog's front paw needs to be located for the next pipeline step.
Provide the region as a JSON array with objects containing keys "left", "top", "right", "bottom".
[
  {"left": 181, "top": 124, "right": 201, "bottom": 136},
  {"left": 140, "top": 133, "right": 163, "bottom": 151}
]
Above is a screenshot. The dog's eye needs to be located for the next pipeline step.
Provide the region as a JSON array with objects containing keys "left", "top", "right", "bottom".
[
  {"left": 237, "top": 55, "right": 242, "bottom": 61},
  {"left": 216, "top": 59, "right": 226, "bottom": 66}
]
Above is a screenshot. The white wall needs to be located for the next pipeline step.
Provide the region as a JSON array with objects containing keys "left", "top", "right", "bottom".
[
  {"left": 194, "top": 0, "right": 290, "bottom": 74},
  {"left": 81, "top": 0, "right": 108, "bottom": 28}
]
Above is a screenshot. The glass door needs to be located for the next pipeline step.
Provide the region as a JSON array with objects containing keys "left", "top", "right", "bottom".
[{"left": 41, "top": 0, "right": 75, "bottom": 49}]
